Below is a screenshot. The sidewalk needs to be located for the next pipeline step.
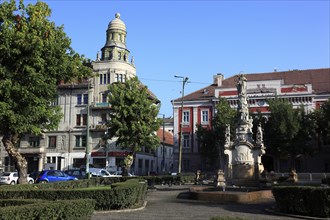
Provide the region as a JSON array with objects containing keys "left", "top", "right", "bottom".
[{"left": 92, "top": 184, "right": 298, "bottom": 220}]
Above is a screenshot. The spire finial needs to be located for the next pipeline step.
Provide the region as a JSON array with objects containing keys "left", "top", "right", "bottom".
[{"left": 115, "top": 13, "right": 120, "bottom": 19}]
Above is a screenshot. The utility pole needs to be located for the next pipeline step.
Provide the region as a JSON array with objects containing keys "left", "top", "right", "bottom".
[
  {"left": 85, "top": 80, "right": 91, "bottom": 179},
  {"left": 162, "top": 114, "right": 165, "bottom": 173},
  {"left": 174, "top": 75, "right": 189, "bottom": 174}
]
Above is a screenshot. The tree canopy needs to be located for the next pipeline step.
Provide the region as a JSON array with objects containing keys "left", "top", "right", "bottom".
[
  {"left": 0, "top": 0, "right": 92, "bottom": 182},
  {"left": 196, "top": 97, "right": 236, "bottom": 170},
  {"left": 107, "top": 77, "right": 161, "bottom": 154},
  {"left": 265, "top": 98, "right": 315, "bottom": 169}
]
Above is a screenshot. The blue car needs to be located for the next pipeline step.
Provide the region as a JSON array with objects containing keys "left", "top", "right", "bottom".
[{"left": 36, "top": 170, "right": 78, "bottom": 183}]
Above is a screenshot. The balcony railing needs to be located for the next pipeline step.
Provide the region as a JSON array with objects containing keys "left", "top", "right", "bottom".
[
  {"left": 90, "top": 102, "right": 111, "bottom": 110},
  {"left": 90, "top": 124, "right": 107, "bottom": 131}
]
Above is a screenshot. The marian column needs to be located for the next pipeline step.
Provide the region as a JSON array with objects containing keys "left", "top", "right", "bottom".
[{"left": 224, "top": 73, "right": 266, "bottom": 187}]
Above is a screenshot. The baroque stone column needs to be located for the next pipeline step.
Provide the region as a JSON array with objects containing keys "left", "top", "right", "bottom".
[{"left": 224, "top": 73, "right": 266, "bottom": 187}]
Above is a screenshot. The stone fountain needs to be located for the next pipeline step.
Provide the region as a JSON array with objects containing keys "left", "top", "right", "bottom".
[
  {"left": 224, "top": 73, "right": 266, "bottom": 187},
  {"left": 187, "top": 74, "right": 271, "bottom": 204}
]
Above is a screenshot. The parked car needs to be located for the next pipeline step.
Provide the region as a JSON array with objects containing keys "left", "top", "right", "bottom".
[
  {"left": 64, "top": 169, "right": 87, "bottom": 179},
  {"left": 0, "top": 172, "right": 34, "bottom": 185},
  {"left": 89, "top": 168, "right": 120, "bottom": 177},
  {"left": 28, "top": 171, "right": 41, "bottom": 182},
  {"left": 113, "top": 170, "right": 135, "bottom": 177},
  {"left": 36, "top": 170, "right": 78, "bottom": 183}
]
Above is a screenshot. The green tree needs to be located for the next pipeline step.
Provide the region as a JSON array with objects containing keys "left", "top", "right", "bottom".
[
  {"left": 196, "top": 124, "right": 217, "bottom": 170},
  {"left": 312, "top": 99, "right": 330, "bottom": 151},
  {"left": 264, "top": 98, "right": 315, "bottom": 170},
  {"left": 196, "top": 97, "right": 236, "bottom": 170},
  {"left": 0, "top": 0, "right": 92, "bottom": 183},
  {"left": 107, "top": 77, "right": 161, "bottom": 175}
]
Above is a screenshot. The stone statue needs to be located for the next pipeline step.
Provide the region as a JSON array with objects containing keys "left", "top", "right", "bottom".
[
  {"left": 96, "top": 51, "right": 100, "bottom": 61},
  {"left": 131, "top": 56, "right": 134, "bottom": 65},
  {"left": 236, "top": 74, "right": 249, "bottom": 120},
  {"left": 195, "top": 170, "right": 201, "bottom": 185},
  {"left": 287, "top": 169, "right": 298, "bottom": 183},
  {"left": 224, "top": 124, "right": 231, "bottom": 147},
  {"left": 256, "top": 122, "right": 263, "bottom": 144},
  {"left": 216, "top": 169, "right": 226, "bottom": 188}
]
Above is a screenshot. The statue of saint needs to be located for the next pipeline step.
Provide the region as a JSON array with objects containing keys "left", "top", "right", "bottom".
[
  {"left": 96, "top": 51, "right": 100, "bottom": 61},
  {"left": 256, "top": 122, "right": 263, "bottom": 144},
  {"left": 224, "top": 124, "right": 231, "bottom": 147}
]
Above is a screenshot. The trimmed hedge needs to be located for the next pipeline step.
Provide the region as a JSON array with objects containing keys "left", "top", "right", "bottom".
[
  {"left": 322, "top": 177, "right": 330, "bottom": 185},
  {"left": 142, "top": 174, "right": 195, "bottom": 186},
  {"left": 0, "top": 179, "right": 147, "bottom": 211},
  {"left": 0, "top": 199, "right": 95, "bottom": 220},
  {"left": 272, "top": 186, "right": 330, "bottom": 218}
]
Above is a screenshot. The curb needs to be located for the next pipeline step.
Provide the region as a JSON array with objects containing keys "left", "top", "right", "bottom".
[{"left": 93, "top": 201, "right": 147, "bottom": 214}]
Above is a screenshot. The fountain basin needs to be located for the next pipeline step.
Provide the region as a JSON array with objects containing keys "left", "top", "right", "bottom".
[{"left": 189, "top": 186, "right": 274, "bottom": 204}]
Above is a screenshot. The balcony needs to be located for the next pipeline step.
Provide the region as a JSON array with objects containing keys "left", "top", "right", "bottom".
[
  {"left": 18, "top": 147, "right": 45, "bottom": 154},
  {"left": 91, "top": 102, "right": 111, "bottom": 110},
  {"left": 90, "top": 124, "right": 107, "bottom": 131}
]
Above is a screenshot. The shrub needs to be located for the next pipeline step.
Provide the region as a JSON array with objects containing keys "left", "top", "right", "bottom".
[
  {"left": 322, "top": 177, "right": 330, "bottom": 185},
  {"left": 0, "top": 179, "right": 147, "bottom": 211},
  {"left": 272, "top": 186, "right": 330, "bottom": 218},
  {"left": 0, "top": 199, "right": 95, "bottom": 220}
]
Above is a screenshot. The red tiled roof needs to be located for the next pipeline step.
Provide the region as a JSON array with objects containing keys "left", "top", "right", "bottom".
[
  {"left": 174, "top": 68, "right": 330, "bottom": 102},
  {"left": 156, "top": 129, "right": 174, "bottom": 146}
]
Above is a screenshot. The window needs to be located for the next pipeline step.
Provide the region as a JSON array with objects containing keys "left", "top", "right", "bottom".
[
  {"left": 183, "top": 111, "right": 190, "bottom": 123},
  {"left": 201, "top": 110, "right": 209, "bottom": 124},
  {"left": 75, "top": 135, "right": 87, "bottom": 148},
  {"left": 76, "top": 114, "right": 87, "bottom": 126},
  {"left": 29, "top": 137, "right": 40, "bottom": 148},
  {"left": 183, "top": 134, "right": 190, "bottom": 149},
  {"left": 77, "top": 94, "right": 88, "bottom": 105},
  {"left": 76, "top": 114, "right": 81, "bottom": 126},
  {"left": 107, "top": 73, "right": 111, "bottom": 84},
  {"left": 83, "top": 94, "right": 88, "bottom": 104},
  {"left": 82, "top": 114, "right": 87, "bottom": 125},
  {"left": 101, "top": 113, "right": 107, "bottom": 124},
  {"left": 77, "top": 94, "right": 82, "bottom": 105},
  {"left": 99, "top": 74, "right": 103, "bottom": 84},
  {"left": 103, "top": 74, "right": 106, "bottom": 85},
  {"left": 73, "top": 158, "right": 85, "bottom": 168},
  {"left": 116, "top": 74, "right": 126, "bottom": 83},
  {"left": 48, "top": 136, "right": 57, "bottom": 148},
  {"left": 102, "top": 93, "right": 107, "bottom": 103},
  {"left": 138, "top": 159, "right": 143, "bottom": 169}
]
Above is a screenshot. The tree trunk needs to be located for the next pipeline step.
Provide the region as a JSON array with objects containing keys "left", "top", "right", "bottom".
[{"left": 2, "top": 133, "right": 28, "bottom": 184}]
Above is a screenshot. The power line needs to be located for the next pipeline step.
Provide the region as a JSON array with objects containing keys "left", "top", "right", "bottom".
[{"left": 139, "top": 77, "right": 210, "bottom": 85}]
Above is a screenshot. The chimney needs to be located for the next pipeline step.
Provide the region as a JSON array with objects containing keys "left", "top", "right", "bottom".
[{"left": 213, "top": 73, "right": 224, "bottom": 87}]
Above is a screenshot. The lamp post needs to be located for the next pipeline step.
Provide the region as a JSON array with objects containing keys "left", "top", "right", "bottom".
[
  {"left": 174, "top": 75, "right": 189, "bottom": 174},
  {"left": 85, "top": 80, "right": 91, "bottom": 179},
  {"left": 161, "top": 114, "right": 165, "bottom": 173}
]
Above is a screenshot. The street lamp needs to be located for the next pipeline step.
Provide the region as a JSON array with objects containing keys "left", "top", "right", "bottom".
[
  {"left": 85, "top": 80, "right": 91, "bottom": 179},
  {"left": 159, "top": 114, "right": 166, "bottom": 174},
  {"left": 174, "top": 75, "right": 189, "bottom": 174}
]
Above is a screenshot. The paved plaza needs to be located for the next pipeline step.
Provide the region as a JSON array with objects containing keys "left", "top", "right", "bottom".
[{"left": 92, "top": 185, "right": 299, "bottom": 220}]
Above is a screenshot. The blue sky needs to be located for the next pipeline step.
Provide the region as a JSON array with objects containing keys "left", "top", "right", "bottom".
[{"left": 26, "top": 0, "right": 330, "bottom": 117}]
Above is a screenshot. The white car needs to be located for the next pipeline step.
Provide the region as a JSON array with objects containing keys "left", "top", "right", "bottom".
[
  {"left": 89, "top": 168, "right": 122, "bottom": 177},
  {"left": 0, "top": 172, "right": 34, "bottom": 185},
  {"left": 113, "top": 171, "right": 135, "bottom": 177}
]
